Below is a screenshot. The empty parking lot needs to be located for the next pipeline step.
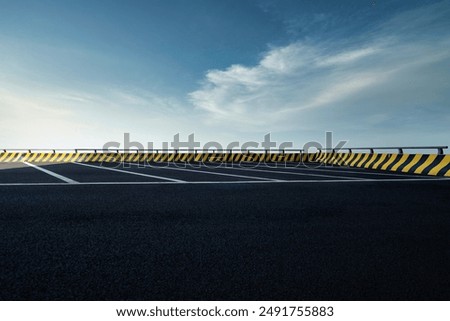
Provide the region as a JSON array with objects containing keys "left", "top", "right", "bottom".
[{"left": 1, "top": 161, "right": 449, "bottom": 300}]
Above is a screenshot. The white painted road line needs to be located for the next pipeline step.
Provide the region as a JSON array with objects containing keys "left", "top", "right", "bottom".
[
  {"left": 219, "top": 161, "right": 432, "bottom": 178},
  {"left": 72, "top": 162, "right": 186, "bottom": 183},
  {"left": 121, "top": 162, "right": 284, "bottom": 182},
  {"left": 0, "top": 177, "right": 448, "bottom": 187},
  {"left": 192, "top": 163, "right": 366, "bottom": 180},
  {"left": 278, "top": 166, "right": 431, "bottom": 178},
  {"left": 23, "top": 161, "right": 79, "bottom": 184},
  {"left": 247, "top": 162, "right": 429, "bottom": 178}
]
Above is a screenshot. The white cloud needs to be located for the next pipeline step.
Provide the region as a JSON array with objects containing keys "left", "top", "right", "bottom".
[
  {"left": 317, "top": 47, "right": 379, "bottom": 67},
  {"left": 2, "top": 1, "right": 450, "bottom": 148},
  {"left": 189, "top": 1, "right": 450, "bottom": 146}
]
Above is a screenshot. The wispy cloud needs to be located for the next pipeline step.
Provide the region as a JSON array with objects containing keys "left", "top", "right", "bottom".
[
  {"left": 189, "top": 1, "right": 450, "bottom": 144},
  {"left": 1, "top": 1, "right": 449, "bottom": 148}
]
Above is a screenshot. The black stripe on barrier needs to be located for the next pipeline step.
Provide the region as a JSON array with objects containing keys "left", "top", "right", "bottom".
[
  {"left": 421, "top": 155, "right": 444, "bottom": 175},
  {"left": 375, "top": 154, "right": 392, "bottom": 170},
  {"left": 350, "top": 153, "right": 362, "bottom": 167},
  {"left": 408, "top": 154, "right": 428, "bottom": 174},
  {"left": 365, "top": 154, "right": 382, "bottom": 169},
  {"left": 357, "top": 154, "right": 372, "bottom": 168},
  {"left": 342, "top": 153, "right": 356, "bottom": 166},
  {"left": 332, "top": 153, "right": 341, "bottom": 165},
  {"left": 329, "top": 153, "right": 336, "bottom": 164},
  {"left": 347, "top": 153, "right": 361, "bottom": 167},
  {"left": 336, "top": 153, "right": 346, "bottom": 165},
  {"left": 385, "top": 154, "right": 401, "bottom": 171},
  {"left": 395, "top": 154, "right": 416, "bottom": 172},
  {"left": 332, "top": 153, "right": 340, "bottom": 165},
  {"left": 437, "top": 161, "right": 450, "bottom": 176},
  {"left": 356, "top": 153, "right": 372, "bottom": 168},
  {"left": 341, "top": 153, "right": 353, "bottom": 166}
]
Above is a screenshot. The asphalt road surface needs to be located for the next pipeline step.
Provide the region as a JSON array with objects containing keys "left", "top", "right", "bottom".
[{"left": 0, "top": 161, "right": 449, "bottom": 300}]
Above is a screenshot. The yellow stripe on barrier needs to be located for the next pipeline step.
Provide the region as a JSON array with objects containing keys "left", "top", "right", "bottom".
[
  {"left": 381, "top": 154, "right": 399, "bottom": 170},
  {"left": 372, "top": 154, "right": 388, "bottom": 169},
  {"left": 76, "top": 153, "right": 86, "bottom": 162},
  {"left": 50, "top": 153, "right": 62, "bottom": 162},
  {"left": 90, "top": 153, "right": 99, "bottom": 162},
  {"left": 9, "top": 153, "right": 21, "bottom": 162},
  {"left": 331, "top": 153, "right": 340, "bottom": 165},
  {"left": 63, "top": 153, "right": 73, "bottom": 162},
  {"left": 342, "top": 153, "right": 353, "bottom": 166},
  {"left": 355, "top": 154, "right": 370, "bottom": 167},
  {"left": 330, "top": 153, "right": 337, "bottom": 164},
  {"left": 341, "top": 153, "right": 355, "bottom": 166},
  {"left": 87, "top": 153, "right": 96, "bottom": 162},
  {"left": 325, "top": 153, "right": 333, "bottom": 164},
  {"left": 317, "top": 153, "right": 325, "bottom": 162},
  {"left": 413, "top": 154, "right": 437, "bottom": 174},
  {"left": 35, "top": 153, "right": 45, "bottom": 162},
  {"left": 29, "top": 153, "right": 40, "bottom": 162},
  {"left": 333, "top": 153, "right": 343, "bottom": 165},
  {"left": 55, "top": 153, "right": 63, "bottom": 162},
  {"left": 7, "top": 153, "right": 18, "bottom": 162},
  {"left": 428, "top": 155, "right": 450, "bottom": 176},
  {"left": 401, "top": 154, "right": 422, "bottom": 173},
  {"left": 364, "top": 154, "right": 378, "bottom": 169},
  {"left": 390, "top": 154, "right": 409, "bottom": 171},
  {"left": 348, "top": 153, "right": 362, "bottom": 167}
]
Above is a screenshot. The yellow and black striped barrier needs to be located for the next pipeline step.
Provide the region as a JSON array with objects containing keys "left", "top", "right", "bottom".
[
  {"left": 0, "top": 151, "right": 448, "bottom": 177},
  {"left": 313, "top": 152, "right": 450, "bottom": 177},
  {"left": 0, "top": 152, "right": 307, "bottom": 164}
]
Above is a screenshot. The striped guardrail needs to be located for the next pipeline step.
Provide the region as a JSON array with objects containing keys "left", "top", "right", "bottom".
[
  {"left": 0, "top": 146, "right": 448, "bottom": 177},
  {"left": 0, "top": 152, "right": 309, "bottom": 163},
  {"left": 314, "top": 152, "right": 450, "bottom": 177}
]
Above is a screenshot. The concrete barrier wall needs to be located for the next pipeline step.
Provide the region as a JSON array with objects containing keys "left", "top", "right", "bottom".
[
  {"left": 0, "top": 152, "right": 308, "bottom": 163},
  {"left": 314, "top": 152, "right": 450, "bottom": 177},
  {"left": 0, "top": 152, "right": 448, "bottom": 177}
]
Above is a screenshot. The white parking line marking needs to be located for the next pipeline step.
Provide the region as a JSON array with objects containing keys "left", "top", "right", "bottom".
[
  {"left": 72, "top": 162, "right": 186, "bottom": 183},
  {"left": 277, "top": 165, "right": 431, "bottom": 178},
  {"left": 23, "top": 162, "right": 79, "bottom": 184},
  {"left": 121, "top": 162, "right": 284, "bottom": 182},
  {"left": 206, "top": 161, "right": 430, "bottom": 178},
  {"left": 215, "top": 162, "right": 431, "bottom": 178},
  {"left": 239, "top": 162, "right": 430, "bottom": 178},
  {"left": 0, "top": 177, "right": 448, "bottom": 187},
  {"left": 190, "top": 163, "right": 365, "bottom": 180}
]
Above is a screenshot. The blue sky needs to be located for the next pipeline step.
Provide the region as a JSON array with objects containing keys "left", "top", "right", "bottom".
[{"left": 0, "top": 0, "right": 449, "bottom": 149}]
